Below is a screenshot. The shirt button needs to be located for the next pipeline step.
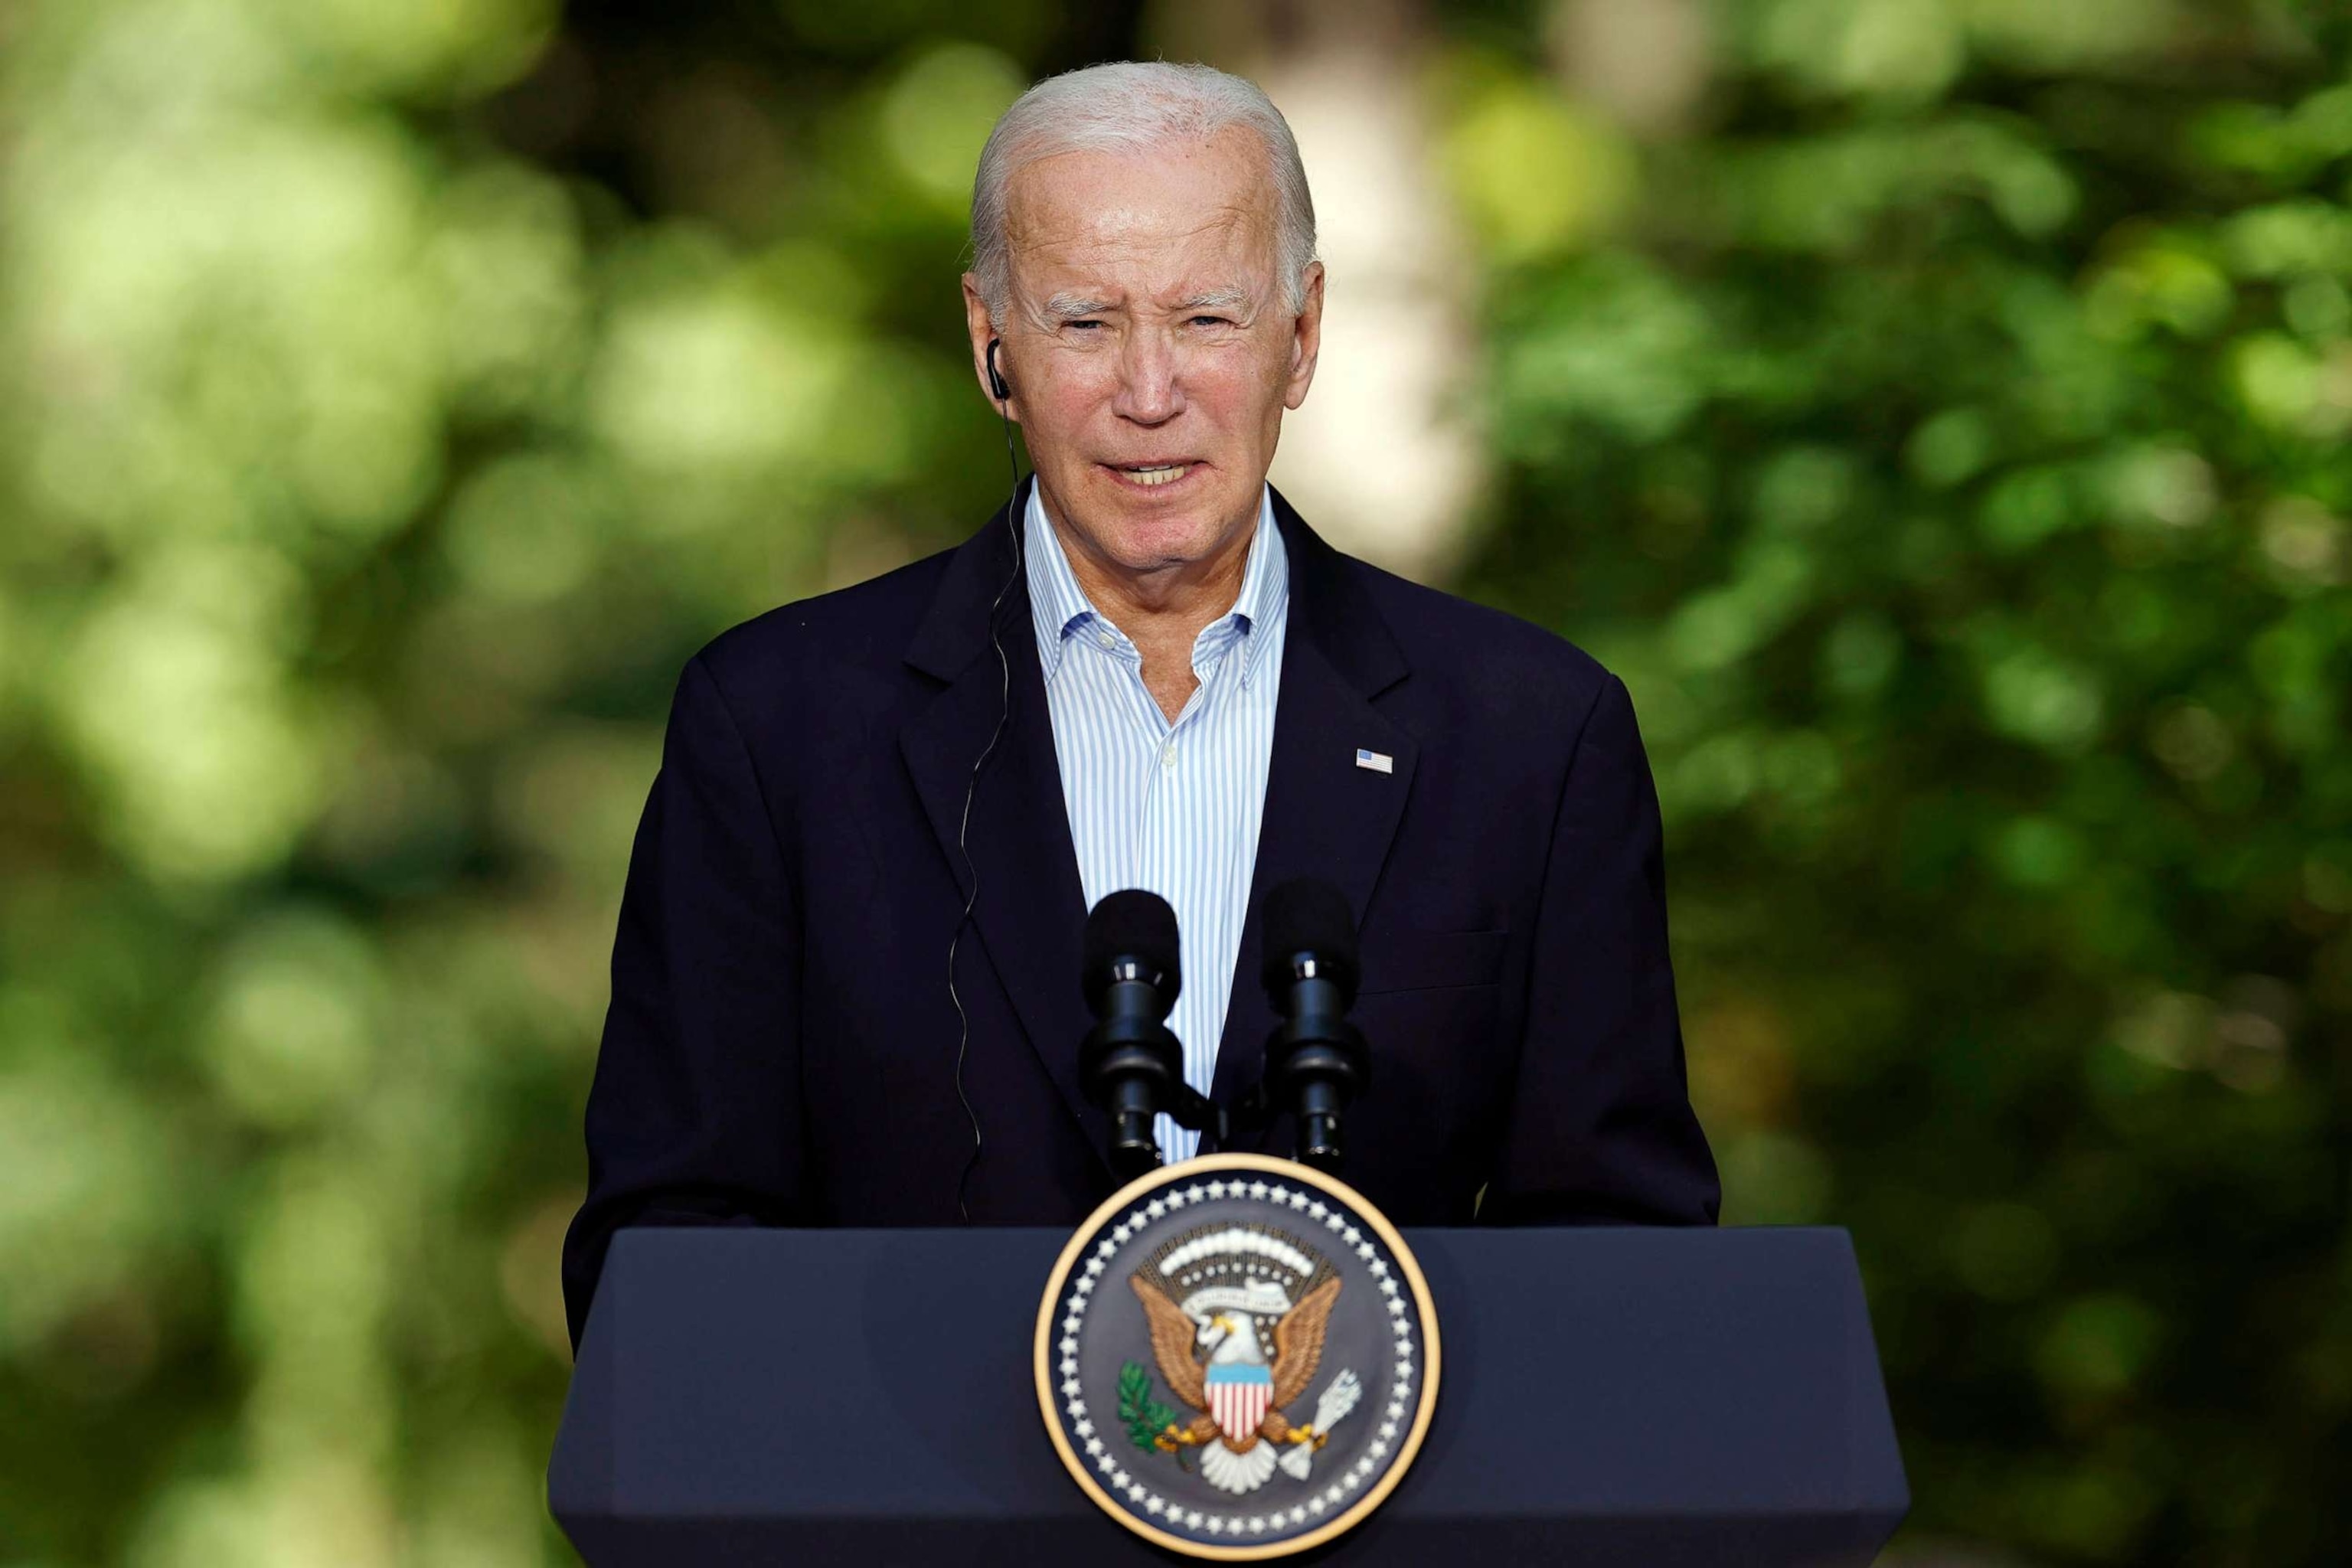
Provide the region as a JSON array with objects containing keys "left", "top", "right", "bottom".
[
  {"left": 1095, "top": 630, "right": 1116, "bottom": 650},
  {"left": 1161, "top": 743, "right": 1178, "bottom": 769}
]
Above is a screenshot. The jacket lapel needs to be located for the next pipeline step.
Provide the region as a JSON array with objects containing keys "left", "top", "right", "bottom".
[
  {"left": 1209, "top": 494, "right": 1416, "bottom": 1152},
  {"left": 900, "top": 493, "right": 1108, "bottom": 1170}
]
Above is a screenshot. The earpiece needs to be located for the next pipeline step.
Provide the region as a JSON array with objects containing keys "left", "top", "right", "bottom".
[{"left": 986, "top": 338, "right": 1012, "bottom": 401}]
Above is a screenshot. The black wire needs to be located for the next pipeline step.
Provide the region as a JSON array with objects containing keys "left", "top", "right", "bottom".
[{"left": 949, "top": 390, "right": 1025, "bottom": 1223}]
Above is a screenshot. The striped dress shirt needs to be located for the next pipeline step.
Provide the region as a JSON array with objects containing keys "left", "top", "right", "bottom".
[{"left": 1025, "top": 481, "right": 1289, "bottom": 1164}]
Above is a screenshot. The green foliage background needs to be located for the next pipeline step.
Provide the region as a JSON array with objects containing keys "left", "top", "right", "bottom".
[{"left": 0, "top": 2, "right": 2345, "bottom": 1563}]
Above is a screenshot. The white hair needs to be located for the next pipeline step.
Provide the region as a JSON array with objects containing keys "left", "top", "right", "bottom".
[{"left": 969, "top": 61, "right": 1318, "bottom": 321}]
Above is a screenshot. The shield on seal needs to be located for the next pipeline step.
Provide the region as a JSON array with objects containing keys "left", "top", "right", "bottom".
[{"left": 1206, "top": 1361, "right": 1273, "bottom": 1444}]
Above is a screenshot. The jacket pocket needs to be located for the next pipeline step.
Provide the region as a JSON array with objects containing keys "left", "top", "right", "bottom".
[{"left": 1355, "top": 927, "right": 1509, "bottom": 995}]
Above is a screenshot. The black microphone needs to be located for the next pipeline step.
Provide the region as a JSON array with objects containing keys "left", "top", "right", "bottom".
[
  {"left": 1257, "top": 877, "right": 1369, "bottom": 1173},
  {"left": 1079, "top": 890, "right": 1221, "bottom": 1178}
]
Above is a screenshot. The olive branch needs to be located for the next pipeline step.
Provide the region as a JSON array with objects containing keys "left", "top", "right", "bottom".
[{"left": 1117, "top": 1360, "right": 1193, "bottom": 1471}]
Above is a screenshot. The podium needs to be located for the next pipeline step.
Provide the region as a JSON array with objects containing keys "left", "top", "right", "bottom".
[{"left": 550, "top": 1226, "right": 1907, "bottom": 1565}]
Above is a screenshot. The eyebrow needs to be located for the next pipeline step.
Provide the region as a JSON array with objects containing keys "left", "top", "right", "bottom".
[
  {"left": 1042, "top": 292, "right": 1119, "bottom": 322},
  {"left": 1173, "top": 288, "right": 1252, "bottom": 314}
]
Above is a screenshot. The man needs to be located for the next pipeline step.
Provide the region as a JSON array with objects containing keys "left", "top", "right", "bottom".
[{"left": 562, "top": 61, "right": 1717, "bottom": 1351}]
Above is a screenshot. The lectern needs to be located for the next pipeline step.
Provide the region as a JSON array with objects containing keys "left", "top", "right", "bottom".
[{"left": 550, "top": 1224, "right": 1906, "bottom": 1564}]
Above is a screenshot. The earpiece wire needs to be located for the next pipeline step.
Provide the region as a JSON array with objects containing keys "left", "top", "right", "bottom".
[{"left": 949, "top": 352, "right": 1024, "bottom": 1222}]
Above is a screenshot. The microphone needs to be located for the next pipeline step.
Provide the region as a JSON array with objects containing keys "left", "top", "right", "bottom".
[
  {"left": 1079, "top": 890, "right": 1222, "bottom": 1178},
  {"left": 1256, "top": 877, "right": 1370, "bottom": 1173}
]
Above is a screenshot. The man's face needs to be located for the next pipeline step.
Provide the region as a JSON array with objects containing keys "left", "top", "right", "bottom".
[{"left": 963, "top": 126, "right": 1324, "bottom": 584}]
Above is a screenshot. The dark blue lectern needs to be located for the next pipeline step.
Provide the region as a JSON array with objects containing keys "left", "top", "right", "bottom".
[{"left": 550, "top": 1227, "right": 1907, "bottom": 1565}]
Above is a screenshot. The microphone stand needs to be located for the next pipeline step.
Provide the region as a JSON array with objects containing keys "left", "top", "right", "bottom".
[
  {"left": 1080, "top": 962, "right": 1227, "bottom": 1179},
  {"left": 1255, "top": 956, "right": 1368, "bottom": 1174}
]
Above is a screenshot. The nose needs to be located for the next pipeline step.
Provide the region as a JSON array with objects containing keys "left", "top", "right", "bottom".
[{"left": 1112, "top": 325, "right": 1184, "bottom": 426}]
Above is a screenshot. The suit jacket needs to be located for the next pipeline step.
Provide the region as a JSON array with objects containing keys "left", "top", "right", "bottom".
[{"left": 563, "top": 489, "right": 1718, "bottom": 1349}]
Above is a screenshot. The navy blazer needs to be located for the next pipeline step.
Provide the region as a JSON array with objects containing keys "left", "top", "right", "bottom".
[{"left": 563, "top": 490, "right": 1718, "bottom": 1348}]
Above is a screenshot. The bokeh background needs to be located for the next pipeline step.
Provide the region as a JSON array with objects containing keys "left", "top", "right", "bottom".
[{"left": 2, "top": 0, "right": 2347, "bottom": 1563}]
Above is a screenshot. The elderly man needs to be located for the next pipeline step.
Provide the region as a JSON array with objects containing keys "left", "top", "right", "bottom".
[{"left": 562, "top": 61, "right": 1717, "bottom": 1350}]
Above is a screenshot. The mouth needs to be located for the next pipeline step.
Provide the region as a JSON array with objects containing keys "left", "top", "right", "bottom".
[{"left": 1101, "top": 460, "right": 1203, "bottom": 492}]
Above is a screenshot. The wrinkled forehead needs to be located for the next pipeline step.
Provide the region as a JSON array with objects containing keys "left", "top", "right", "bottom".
[{"left": 1000, "top": 130, "right": 1279, "bottom": 296}]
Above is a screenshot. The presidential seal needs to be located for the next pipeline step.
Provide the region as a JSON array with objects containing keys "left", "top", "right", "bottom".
[{"left": 1034, "top": 1153, "right": 1439, "bottom": 1560}]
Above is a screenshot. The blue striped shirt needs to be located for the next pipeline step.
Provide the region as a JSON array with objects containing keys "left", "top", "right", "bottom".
[{"left": 1026, "top": 482, "right": 1289, "bottom": 1163}]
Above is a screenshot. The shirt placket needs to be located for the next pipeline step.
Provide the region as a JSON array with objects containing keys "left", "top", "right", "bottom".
[{"left": 1127, "top": 627, "right": 1238, "bottom": 1165}]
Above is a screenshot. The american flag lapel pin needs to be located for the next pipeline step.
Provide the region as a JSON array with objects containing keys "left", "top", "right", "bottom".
[{"left": 1354, "top": 747, "right": 1393, "bottom": 774}]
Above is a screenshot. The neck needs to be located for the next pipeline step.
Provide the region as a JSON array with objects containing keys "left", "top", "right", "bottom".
[{"left": 1037, "top": 484, "right": 1259, "bottom": 642}]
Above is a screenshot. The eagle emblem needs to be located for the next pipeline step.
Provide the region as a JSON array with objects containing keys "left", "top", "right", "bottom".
[{"left": 1125, "top": 1224, "right": 1364, "bottom": 1495}]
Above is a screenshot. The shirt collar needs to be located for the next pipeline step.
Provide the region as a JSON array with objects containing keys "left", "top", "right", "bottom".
[
  {"left": 1024, "top": 480, "right": 1288, "bottom": 688},
  {"left": 1024, "top": 479, "right": 1097, "bottom": 683}
]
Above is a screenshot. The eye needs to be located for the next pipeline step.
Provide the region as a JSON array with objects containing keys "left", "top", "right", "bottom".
[
  {"left": 1190, "top": 315, "right": 1233, "bottom": 328},
  {"left": 1067, "top": 318, "right": 1103, "bottom": 332}
]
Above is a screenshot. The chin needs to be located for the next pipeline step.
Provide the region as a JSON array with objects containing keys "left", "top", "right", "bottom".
[{"left": 1080, "top": 466, "right": 1254, "bottom": 565}]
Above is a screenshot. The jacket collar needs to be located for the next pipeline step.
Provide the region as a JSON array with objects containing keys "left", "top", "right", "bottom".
[{"left": 906, "top": 482, "right": 1403, "bottom": 690}]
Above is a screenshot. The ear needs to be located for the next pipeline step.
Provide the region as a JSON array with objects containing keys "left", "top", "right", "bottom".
[
  {"left": 961, "top": 274, "right": 1018, "bottom": 423},
  {"left": 1282, "top": 262, "right": 1326, "bottom": 413}
]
